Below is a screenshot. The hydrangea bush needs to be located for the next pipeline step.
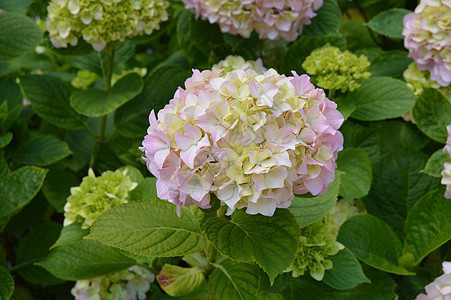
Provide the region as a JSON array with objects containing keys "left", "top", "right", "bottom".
[{"left": 1, "top": 0, "right": 451, "bottom": 299}]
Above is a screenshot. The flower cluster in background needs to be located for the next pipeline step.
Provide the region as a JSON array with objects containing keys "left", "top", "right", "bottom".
[
  {"left": 71, "top": 70, "right": 99, "bottom": 89},
  {"left": 286, "top": 221, "right": 343, "bottom": 280},
  {"left": 141, "top": 68, "right": 344, "bottom": 216},
  {"left": 46, "top": 0, "right": 169, "bottom": 50},
  {"left": 326, "top": 199, "right": 365, "bottom": 236},
  {"left": 302, "top": 46, "right": 371, "bottom": 93},
  {"left": 182, "top": 0, "right": 323, "bottom": 41},
  {"left": 442, "top": 125, "right": 451, "bottom": 199},
  {"left": 71, "top": 266, "right": 154, "bottom": 300},
  {"left": 64, "top": 169, "right": 137, "bottom": 228},
  {"left": 403, "top": 0, "right": 451, "bottom": 87},
  {"left": 212, "top": 55, "right": 266, "bottom": 75},
  {"left": 416, "top": 261, "right": 451, "bottom": 299}
]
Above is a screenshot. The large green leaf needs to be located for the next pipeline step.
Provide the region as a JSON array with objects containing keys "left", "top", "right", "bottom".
[
  {"left": 87, "top": 199, "right": 207, "bottom": 257},
  {"left": 71, "top": 73, "right": 143, "bottom": 117},
  {"left": 0, "top": 132, "right": 12, "bottom": 148},
  {"left": 51, "top": 222, "right": 89, "bottom": 249},
  {"left": 205, "top": 209, "right": 299, "bottom": 283},
  {"left": 368, "top": 51, "right": 412, "bottom": 79},
  {"left": 0, "top": 266, "right": 14, "bottom": 300},
  {"left": 412, "top": 88, "right": 451, "bottom": 143},
  {"left": 21, "top": 75, "right": 87, "bottom": 129},
  {"left": 323, "top": 248, "right": 370, "bottom": 290},
  {"left": 0, "top": 166, "right": 47, "bottom": 218},
  {"left": 303, "top": 0, "right": 341, "bottom": 36},
  {"left": 0, "top": 12, "right": 42, "bottom": 61},
  {"left": 209, "top": 260, "right": 282, "bottom": 300},
  {"left": 404, "top": 189, "right": 451, "bottom": 266},
  {"left": 16, "top": 222, "right": 64, "bottom": 286},
  {"left": 0, "top": 0, "right": 34, "bottom": 14},
  {"left": 366, "top": 9, "right": 412, "bottom": 39},
  {"left": 12, "top": 135, "right": 72, "bottom": 166},
  {"left": 337, "top": 214, "right": 413, "bottom": 275},
  {"left": 363, "top": 149, "right": 440, "bottom": 238},
  {"left": 129, "top": 177, "right": 157, "bottom": 201},
  {"left": 340, "top": 20, "right": 377, "bottom": 51},
  {"left": 37, "top": 239, "right": 134, "bottom": 280},
  {"left": 337, "top": 148, "right": 372, "bottom": 200},
  {"left": 157, "top": 265, "right": 205, "bottom": 297},
  {"left": 422, "top": 149, "right": 450, "bottom": 178},
  {"left": 288, "top": 175, "right": 340, "bottom": 228},
  {"left": 349, "top": 77, "right": 416, "bottom": 121},
  {"left": 0, "top": 78, "right": 23, "bottom": 131},
  {"left": 42, "top": 169, "right": 80, "bottom": 212}
]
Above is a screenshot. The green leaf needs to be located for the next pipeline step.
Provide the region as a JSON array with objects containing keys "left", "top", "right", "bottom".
[
  {"left": 368, "top": 51, "right": 413, "bottom": 79},
  {"left": 157, "top": 265, "right": 205, "bottom": 297},
  {"left": 0, "top": 0, "right": 33, "bottom": 14},
  {"left": 0, "top": 132, "right": 12, "bottom": 148},
  {"left": 0, "top": 78, "right": 23, "bottom": 131},
  {"left": 209, "top": 260, "right": 281, "bottom": 300},
  {"left": 366, "top": 9, "right": 412, "bottom": 39},
  {"left": 282, "top": 278, "right": 326, "bottom": 300},
  {"left": 0, "top": 266, "right": 14, "bottom": 300},
  {"left": 340, "top": 121, "right": 380, "bottom": 164},
  {"left": 359, "top": 0, "right": 407, "bottom": 17},
  {"left": 337, "top": 214, "right": 414, "bottom": 275},
  {"left": 87, "top": 199, "right": 207, "bottom": 257},
  {"left": 363, "top": 149, "right": 440, "bottom": 238},
  {"left": 12, "top": 135, "right": 72, "bottom": 166},
  {"left": 303, "top": 0, "right": 341, "bottom": 36},
  {"left": 16, "top": 222, "right": 64, "bottom": 286},
  {"left": 423, "top": 149, "right": 450, "bottom": 178},
  {"left": 42, "top": 169, "right": 79, "bottom": 212},
  {"left": 348, "top": 76, "right": 416, "bottom": 121},
  {"left": 51, "top": 222, "right": 89, "bottom": 250},
  {"left": 323, "top": 248, "right": 370, "bottom": 290},
  {"left": 399, "top": 122, "right": 430, "bottom": 150},
  {"left": 0, "top": 166, "right": 47, "bottom": 218},
  {"left": 37, "top": 239, "right": 134, "bottom": 280},
  {"left": 71, "top": 73, "right": 143, "bottom": 117},
  {"left": 129, "top": 177, "right": 157, "bottom": 201},
  {"left": 337, "top": 148, "right": 372, "bottom": 200},
  {"left": 288, "top": 174, "right": 340, "bottom": 228},
  {"left": 206, "top": 209, "right": 299, "bottom": 283},
  {"left": 412, "top": 88, "right": 451, "bottom": 143},
  {"left": 340, "top": 20, "right": 377, "bottom": 51},
  {"left": 404, "top": 188, "right": 451, "bottom": 266},
  {"left": 0, "top": 12, "right": 42, "bottom": 61},
  {"left": 21, "top": 75, "right": 87, "bottom": 129}
]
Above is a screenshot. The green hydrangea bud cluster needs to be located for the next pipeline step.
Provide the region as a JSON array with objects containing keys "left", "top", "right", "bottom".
[
  {"left": 286, "top": 221, "right": 344, "bottom": 281},
  {"left": 71, "top": 265, "right": 154, "bottom": 300},
  {"left": 112, "top": 67, "right": 148, "bottom": 85},
  {"left": 325, "top": 199, "right": 365, "bottom": 236},
  {"left": 64, "top": 168, "right": 138, "bottom": 229},
  {"left": 211, "top": 55, "right": 266, "bottom": 75},
  {"left": 302, "top": 46, "right": 371, "bottom": 92},
  {"left": 71, "top": 69, "right": 100, "bottom": 89},
  {"left": 46, "top": 0, "right": 170, "bottom": 51}
]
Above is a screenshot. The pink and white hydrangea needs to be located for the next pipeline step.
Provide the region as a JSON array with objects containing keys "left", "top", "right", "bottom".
[
  {"left": 141, "top": 68, "right": 343, "bottom": 216},
  {"left": 182, "top": 0, "right": 324, "bottom": 41},
  {"left": 403, "top": 0, "right": 451, "bottom": 87},
  {"left": 416, "top": 261, "right": 451, "bottom": 299},
  {"left": 442, "top": 125, "right": 451, "bottom": 199}
]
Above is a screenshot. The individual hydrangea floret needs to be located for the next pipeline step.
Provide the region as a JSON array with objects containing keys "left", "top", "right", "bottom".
[
  {"left": 46, "top": 0, "right": 170, "bottom": 51},
  {"left": 182, "top": 0, "right": 323, "bottom": 41},
  {"left": 285, "top": 221, "right": 344, "bottom": 280},
  {"left": 302, "top": 46, "right": 371, "bottom": 93},
  {"left": 403, "top": 0, "right": 451, "bottom": 87},
  {"left": 325, "top": 199, "right": 365, "bottom": 236},
  {"left": 416, "top": 261, "right": 451, "bottom": 300},
  {"left": 212, "top": 55, "right": 266, "bottom": 75},
  {"left": 64, "top": 168, "right": 137, "bottom": 229},
  {"left": 141, "top": 68, "right": 344, "bottom": 216},
  {"left": 442, "top": 125, "right": 451, "bottom": 199},
  {"left": 71, "top": 70, "right": 100, "bottom": 89},
  {"left": 71, "top": 265, "right": 154, "bottom": 300}
]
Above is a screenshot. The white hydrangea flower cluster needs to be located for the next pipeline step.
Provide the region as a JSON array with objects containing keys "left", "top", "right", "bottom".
[
  {"left": 442, "top": 125, "right": 451, "bottom": 199},
  {"left": 71, "top": 266, "right": 154, "bottom": 300},
  {"left": 46, "top": 0, "right": 169, "bottom": 51},
  {"left": 212, "top": 55, "right": 267, "bottom": 75},
  {"left": 417, "top": 262, "right": 451, "bottom": 300}
]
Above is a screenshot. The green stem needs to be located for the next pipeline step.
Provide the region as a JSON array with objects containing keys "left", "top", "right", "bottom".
[
  {"left": 328, "top": 89, "right": 336, "bottom": 99},
  {"left": 90, "top": 47, "right": 115, "bottom": 169}
]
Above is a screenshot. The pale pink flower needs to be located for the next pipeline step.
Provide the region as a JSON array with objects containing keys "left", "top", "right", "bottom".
[
  {"left": 442, "top": 125, "right": 451, "bottom": 199},
  {"left": 417, "top": 261, "right": 451, "bottom": 299}
]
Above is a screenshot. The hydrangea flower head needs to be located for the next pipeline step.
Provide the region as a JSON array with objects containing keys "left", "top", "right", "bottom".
[
  {"left": 403, "top": 0, "right": 451, "bottom": 87},
  {"left": 46, "top": 0, "right": 170, "bottom": 51},
  {"left": 416, "top": 261, "right": 451, "bottom": 299},
  {"left": 442, "top": 125, "right": 451, "bottom": 199},
  {"left": 285, "top": 221, "right": 344, "bottom": 280},
  {"left": 182, "top": 0, "right": 323, "bottom": 41},
  {"left": 64, "top": 168, "right": 137, "bottom": 229},
  {"left": 212, "top": 55, "right": 266, "bottom": 75},
  {"left": 302, "top": 46, "right": 371, "bottom": 92},
  {"left": 141, "top": 68, "right": 344, "bottom": 216},
  {"left": 71, "top": 265, "right": 154, "bottom": 300}
]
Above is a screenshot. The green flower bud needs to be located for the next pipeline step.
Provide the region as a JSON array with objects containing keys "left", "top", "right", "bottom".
[
  {"left": 64, "top": 168, "right": 138, "bottom": 229},
  {"left": 302, "top": 46, "right": 371, "bottom": 93},
  {"left": 71, "top": 70, "right": 100, "bottom": 89}
]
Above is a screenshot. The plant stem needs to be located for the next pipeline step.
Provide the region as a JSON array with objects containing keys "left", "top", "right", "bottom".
[
  {"left": 90, "top": 47, "right": 115, "bottom": 169},
  {"left": 328, "top": 89, "right": 336, "bottom": 99}
]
